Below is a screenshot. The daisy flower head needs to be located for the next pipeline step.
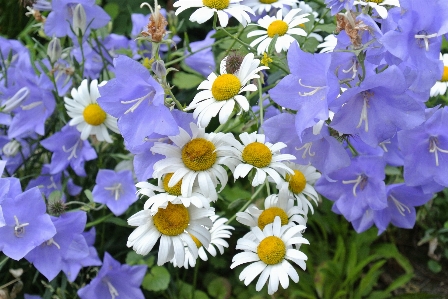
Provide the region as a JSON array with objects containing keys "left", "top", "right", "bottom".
[
  {"left": 136, "top": 175, "right": 211, "bottom": 216},
  {"left": 430, "top": 53, "right": 448, "bottom": 97},
  {"left": 236, "top": 193, "right": 306, "bottom": 230},
  {"left": 151, "top": 122, "right": 240, "bottom": 201},
  {"left": 127, "top": 203, "right": 214, "bottom": 266},
  {"left": 65, "top": 79, "right": 119, "bottom": 143},
  {"left": 354, "top": 0, "right": 399, "bottom": 19},
  {"left": 186, "top": 53, "right": 268, "bottom": 128},
  {"left": 278, "top": 162, "right": 321, "bottom": 215},
  {"left": 172, "top": 215, "right": 235, "bottom": 268},
  {"left": 247, "top": 8, "right": 310, "bottom": 55},
  {"left": 173, "top": 0, "right": 253, "bottom": 27},
  {"left": 230, "top": 132, "right": 296, "bottom": 186},
  {"left": 242, "top": 0, "right": 300, "bottom": 16},
  {"left": 230, "top": 216, "right": 309, "bottom": 295}
]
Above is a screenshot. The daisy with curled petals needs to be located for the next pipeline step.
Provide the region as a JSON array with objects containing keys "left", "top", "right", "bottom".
[
  {"left": 278, "top": 162, "right": 321, "bottom": 215},
  {"left": 173, "top": 0, "right": 253, "bottom": 28},
  {"left": 247, "top": 8, "right": 310, "bottom": 55},
  {"left": 236, "top": 193, "right": 306, "bottom": 231},
  {"left": 65, "top": 79, "right": 119, "bottom": 143},
  {"left": 430, "top": 53, "right": 448, "bottom": 97},
  {"left": 151, "top": 123, "right": 240, "bottom": 202},
  {"left": 172, "top": 215, "right": 235, "bottom": 268},
  {"left": 242, "top": 0, "right": 300, "bottom": 16},
  {"left": 127, "top": 203, "right": 214, "bottom": 266},
  {"left": 230, "top": 217, "right": 309, "bottom": 295},
  {"left": 186, "top": 53, "right": 268, "bottom": 128},
  {"left": 135, "top": 175, "right": 211, "bottom": 216},
  {"left": 227, "top": 132, "right": 296, "bottom": 186}
]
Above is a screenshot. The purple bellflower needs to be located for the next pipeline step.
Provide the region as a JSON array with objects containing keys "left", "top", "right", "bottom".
[
  {"left": 92, "top": 169, "right": 137, "bottom": 216},
  {"left": 97, "top": 55, "right": 179, "bottom": 148},
  {"left": 77, "top": 252, "right": 147, "bottom": 299},
  {"left": 0, "top": 183, "right": 56, "bottom": 260},
  {"left": 40, "top": 124, "right": 97, "bottom": 177},
  {"left": 325, "top": 0, "right": 354, "bottom": 15},
  {"left": 25, "top": 211, "right": 89, "bottom": 281},
  {"left": 185, "top": 30, "right": 216, "bottom": 77}
]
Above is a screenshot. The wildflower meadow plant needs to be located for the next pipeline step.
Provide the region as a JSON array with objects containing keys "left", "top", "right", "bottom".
[{"left": 1, "top": 0, "right": 448, "bottom": 297}]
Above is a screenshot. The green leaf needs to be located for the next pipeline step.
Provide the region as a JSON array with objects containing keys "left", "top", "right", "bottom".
[
  {"left": 104, "top": 3, "right": 120, "bottom": 20},
  {"left": 84, "top": 189, "right": 94, "bottom": 203},
  {"left": 220, "top": 182, "right": 252, "bottom": 202},
  {"left": 315, "top": 24, "right": 337, "bottom": 33},
  {"left": 228, "top": 198, "right": 246, "bottom": 210},
  {"left": 207, "top": 277, "right": 231, "bottom": 299},
  {"left": 384, "top": 273, "right": 414, "bottom": 293},
  {"left": 302, "top": 37, "right": 320, "bottom": 53},
  {"left": 142, "top": 266, "right": 171, "bottom": 292},
  {"left": 125, "top": 251, "right": 145, "bottom": 265},
  {"left": 427, "top": 260, "right": 442, "bottom": 273},
  {"left": 105, "top": 217, "right": 130, "bottom": 227},
  {"left": 385, "top": 166, "right": 402, "bottom": 175},
  {"left": 173, "top": 72, "right": 203, "bottom": 89}
]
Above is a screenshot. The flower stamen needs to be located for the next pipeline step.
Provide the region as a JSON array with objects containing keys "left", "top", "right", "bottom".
[
  {"left": 104, "top": 183, "right": 123, "bottom": 201},
  {"left": 342, "top": 174, "right": 368, "bottom": 197},
  {"left": 298, "top": 79, "right": 326, "bottom": 97},
  {"left": 295, "top": 142, "right": 315, "bottom": 159},
  {"left": 14, "top": 215, "right": 29, "bottom": 238},
  {"left": 429, "top": 136, "right": 448, "bottom": 166}
]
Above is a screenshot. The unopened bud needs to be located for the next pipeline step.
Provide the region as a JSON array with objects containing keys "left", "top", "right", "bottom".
[
  {"left": 2, "top": 140, "right": 21, "bottom": 157},
  {"left": 48, "top": 191, "right": 66, "bottom": 216},
  {"left": 73, "top": 3, "right": 87, "bottom": 36},
  {"left": 47, "top": 37, "right": 61, "bottom": 63},
  {"left": 2, "top": 87, "right": 30, "bottom": 112},
  {"left": 152, "top": 60, "right": 166, "bottom": 78},
  {"left": 224, "top": 50, "right": 244, "bottom": 74}
]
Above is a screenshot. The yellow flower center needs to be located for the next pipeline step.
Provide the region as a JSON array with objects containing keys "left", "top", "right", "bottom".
[
  {"left": 441, "top": 66, "right": 448, "bottom": 82},
  {"left": 189, "top": 233, "right": 203, "bottom": 248},
  {"left": 257, "top": 236, "right": 286, "bottom": 265},
  {"left": 82, "top": 103, "right": 107, "bottom": 126},
  {"left": 153, "top": 202, "right": 189, "bottom": 236},
  {"left": 366, "top": 0, "right": 383, "bottom": 3},
  {"left": 267, "top": 20, "right": 289, "bottom": 38},
  {"left": 242, "top": 142, "right": 272, "bottom": 168},
  {"left": 258, "top": 207, "right": 289, "bottom": 230},
  {"left": 163, "top": 173, "right": 182, "bottom": 196},
  {"left": 181, "top": 138, "right": 217, "bottom": 171},
  {"left": 211, "top": 74, "right": 241, "bottom": 101},
  {"left": 202, "top": 0, "right": 229, "bottom": 10},
  {"left": 259, "top": 0, "right": 277, "bottom": 3},
  {"left": 286, "top": 170, "right": 307, "bottom": 194}
]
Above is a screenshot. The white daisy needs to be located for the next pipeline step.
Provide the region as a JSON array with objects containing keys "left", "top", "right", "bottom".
[
  {"left": 172, "top": 215, "right": 234, "bottom": 268},
  {"left": 354, "top": 0, "right": 399, "bottom": 19},
  {"left": 127, "top": 203, "right": 214, "bottom": 266},
  {"left": 64, "top": 79, "right": 119, "bottom": 143},
  {"left": 247, "top": 8, "right": 310, "bottom": 55},
  {"left": 173, "top": 0, "right": 253, "bottom": 27},
  {"left": 317, "top": 34, "right": 337, "bottom": 53},
  {"left": 242, "top": 0, "right": 299, "bottom": 16},
  {"left": 236, "top": 193, "right": 306, "bottom": 230},
  {"left": 136, "top": 174, "right": 211, "bottom": 215},
  {"left": 278, "top": 162, "right": 321, "bottom": 215},
  {"left": 186, "top": 53, "right": 268, "bottom": 128},
  {"left": 230, "top": 216, "right": 309, "bottom": 295},
  {"left": 227, "top": 132, "right": 296, "bottom": 186},
  {"left": 430, "top": 53, "right": 448, "bottom": 97},
  {"left": 151, "top": 122, "right": 240, "bottom": 201}
]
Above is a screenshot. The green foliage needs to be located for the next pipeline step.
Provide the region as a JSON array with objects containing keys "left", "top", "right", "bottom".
[{"left": 142, "top": 266, "right": 171, "bottom": 292}]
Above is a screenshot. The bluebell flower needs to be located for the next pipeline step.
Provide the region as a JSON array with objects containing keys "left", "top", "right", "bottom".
[
  {"left": 77, "top": 252, "right": 146, "bottom": 299},
  {"left": 40, "top": 124, "right": 97, "bottom": 177},
  {"left": 185, "top": 30, "right": 216, "bottom": 77},
  {"left": 25, "top": 211, "right": 89, "bottom": 281},
  {"left": 325, "top": 0, "right": 354, "bottom": 15},
  {"left": 92, "top": 169, "right": 137, "bottom": 216},
  {"left": 0, "top": 183, "right": 56, "bottom": 260},
  {"left": 98, "top": 55, "right": 179, "bottom": 148}
]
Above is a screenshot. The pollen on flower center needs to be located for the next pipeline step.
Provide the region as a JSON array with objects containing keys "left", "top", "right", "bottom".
[
  {"left": 153, "top": 202, "right": 190, "bottom": 236},
  {"left": 83, "top": 103, "right": 107, "bottom": 126},
  {"left": 259, "top": 0, "right": 278, "bottom": 4},
  {"left": 182, "top": 138, "right": 217, "bottom": 171},
  {"left": 366, "top": 0, "right": 383, "bottom": 3},
  {"left": 257, "top": 236, "right": 286, "bottom": 265},
  {"left": 189, "top": 233, "right": 203, "bottom": 248},
  {"left": 163, "top": 173, "right": 182, "bottom": 196},
  {"left": 267, "top": 20, "right": 289, "bottom": 38},
  {"left": 286, "top": 170, "right": 307, "bottom": 194},
  {"left": 211, "top": 74, "right": 241, "bottom": 101},
  {"left": 258, "top": 207, "right": 288, "bottom": 230},
  {"left": 202, "top": 0, "right": 229, "bottom": 10},
  {"left": 441, "top": 66, "right": 448, "bottom": 82},
  {"left": 242, "top": 142, "right": 272, "bottom": 168}
]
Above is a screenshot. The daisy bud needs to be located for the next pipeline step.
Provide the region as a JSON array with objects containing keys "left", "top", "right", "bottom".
[
  {"left": 152, "top": 60, "right": 166, "bottom": 78},
  {"left": 47, "top": 37, "right": 62, "bottom": 63},
  {"left": 73, "top": 3, "right": 87, "bottom": 36}
]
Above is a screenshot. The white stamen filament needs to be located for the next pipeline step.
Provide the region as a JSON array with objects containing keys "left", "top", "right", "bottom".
[
  {"left": 342, "top": 174, "right": 367, "bottom": 197},
  {"left": 121, "top": 91, "right": 154, "bottom": 114},
  {"left": 102, "top": 278, "right": 119, "bottom": 299},
  {"left": 414, "top": 33, "right": 437, "bottom": 51},
  {"left": 104, "top": 183, "right": 123, "bottom": 201},
  {"left": 342, "top": 61, "right": 358, "bottom": 79},
  {"left": 62, "top": 139, "right": 82, "bottom": 160},
  {"left": 21, "top": 101, "right": 43, "bottom": 110},
  {"left": 3, "top": 140, "right": 21, "bottom": 157},
  {"left": 14, "top": 215, "right": 29, "bottom": 237},
  {"left": 46, "top": 176, "right": 58, "bottom": 190},
  {"left": 389, "top": 195, "right": 411, "bottom": 216},
  {"left": 2, "top": 87, "right": 30, "bottom": 112},
  {"left": 46, "top": 238, "right": 61, "bottom": 249},
  {"left": 144, "top": 136, "right": 170, "bottom": 143},
  {"left": 429, "top": 136, "right": 448, "bottom": 166},
  {"left": 356, "top": 92, "right": 371, "bottom": 132},
  {"left": 295, "top": 142, "right": 315, "bottom": 159},
  {"left": 379, "top": 140, "right": 391, "bottom": 152},
  {"left": 298, "top": 79, "right": 326, "bottom": 96},
  {"left": 141, "top": 0, "right": 162, "bottom": 23}
]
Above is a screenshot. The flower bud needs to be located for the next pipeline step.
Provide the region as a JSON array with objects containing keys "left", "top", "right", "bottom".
[
  {"left": 47, "top": 37, "right": 62, "bottom": 63},
  {"left": 73, "top": 3, "right": 87, "bottom": 36},
  {"left": 152, "top": 60, "right": 166, "bottom": 78},
  {"left": 2, "top": 140, "right": 21, "bottom": 157},
  {"left": 2, "top": 87, "right": 30, "bottom": 112}
]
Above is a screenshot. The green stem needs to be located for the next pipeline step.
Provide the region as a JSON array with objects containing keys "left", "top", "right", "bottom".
[
  {"left": 0, "top": 278, "right": 21, "bottom": 290},
  {"left": 192, "top": 259, "right": 199, "bottom": 299},
  {"left": 257, "top": 78, "right": 264, "bottom": 133},
  {"left": 226, "top": 184, "right": 265, "bottom": 225},
  {"left": 214, "top": 110, "right": 236, "bottom": 133},
  {"left": 0, "top": 256, "right": 9, "bottom": 269},
  {"left": 165, "top": 40, "right": 222, "bottom": 67},
  {"left": 85, "top": 213, "right": 113, "bottom": 228},
  {"left": 167, "top": 89, "right": 184, "bottom": 110}
]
